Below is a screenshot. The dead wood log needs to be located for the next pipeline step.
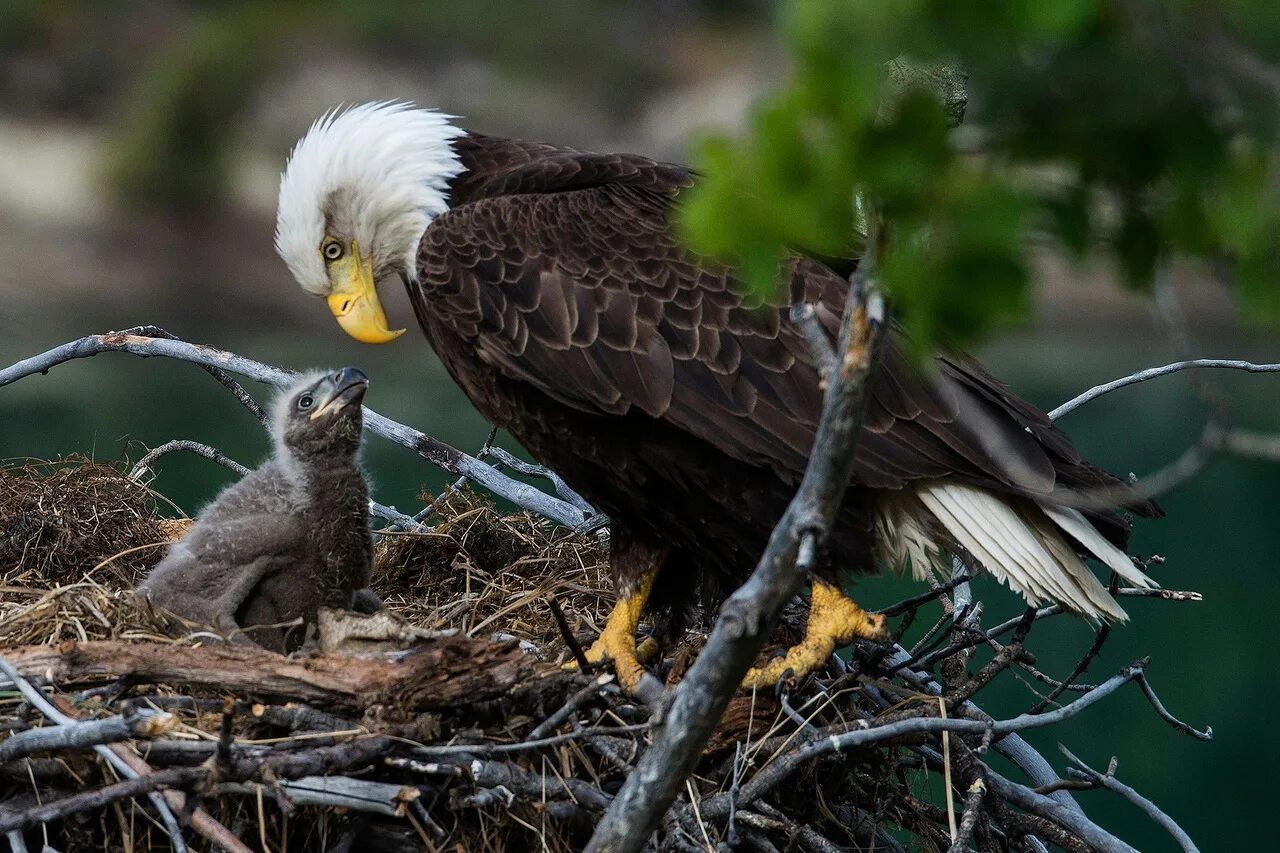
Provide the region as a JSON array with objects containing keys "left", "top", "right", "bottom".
[{"left": 3, "top": 636, "right": 537, "bottom": 713}]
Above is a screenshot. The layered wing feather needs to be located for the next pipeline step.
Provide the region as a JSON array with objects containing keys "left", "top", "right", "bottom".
[{"left": 409, "top": 140, "right": 1159, "bottom": 619}]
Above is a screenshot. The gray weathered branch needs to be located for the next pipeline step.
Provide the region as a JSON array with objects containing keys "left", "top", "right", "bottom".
[
  {"left": 0, "top": 708, "right": 175, "bottom": 764},
  {"left": 1050, "top": 358, "right": 1280, "bottom": 420},
  {"left": 586, "top": 265, "right": 886, "bottom": 852},
  {"left": 0, "top": 328, "right": 593, "bottom": 528},
  {"left": 1059, "top": 746, "right": 1200, "bottom": 853}
]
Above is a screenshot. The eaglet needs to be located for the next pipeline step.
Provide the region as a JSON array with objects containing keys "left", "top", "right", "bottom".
[{"left": 137, "top": 367, "right": 379, "bottom": 652}]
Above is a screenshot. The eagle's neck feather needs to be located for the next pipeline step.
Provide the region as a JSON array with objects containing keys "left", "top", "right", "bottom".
[{"left": 275, "top": 102, "right": 468, "bottom": 294}]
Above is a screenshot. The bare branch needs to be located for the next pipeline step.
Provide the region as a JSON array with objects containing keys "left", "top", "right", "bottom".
[
  {"left": 0, "top": 654, "right": 198, "bottom": 853},
  {"left": 587, "top": 266, "right": 887, "bottom": 852},
  {"left": 985, "top": 768, "right": 1140, "bottom": 853},
  {"left": 1049, "top": 358, "right": 1280, "bottom": 420},
  {"left": 947, "top": 778, "right": 987, "bottom": 853},
  {"left": 0, "top": 707, "right": 175, "bottom": 764},
  {"left": 0, "top": 329, "right": 592, "bottom": 528},
  {"left": 1060, "top": 746, "right": 1200, "bottom": 853},
  {"left": 129, "top": 439, "right": 250, "bottom": 480}
]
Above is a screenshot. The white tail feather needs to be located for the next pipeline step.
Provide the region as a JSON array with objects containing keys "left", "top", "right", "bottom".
[
  {"left": 879, "top": 483, "right": 1140, "bottom": 622},
  {"left": 1038, "top": 503, "right": 1157, "bottom": 589}
]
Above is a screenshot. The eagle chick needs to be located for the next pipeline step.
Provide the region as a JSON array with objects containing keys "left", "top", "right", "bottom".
[{"left": 138, "top": 367, "right": 377, "bottom": 652}]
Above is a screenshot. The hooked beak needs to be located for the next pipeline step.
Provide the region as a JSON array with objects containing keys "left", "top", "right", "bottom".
[
  {"left": 309, "top": 367, "right": 370, "bottom": 420},
  {"left": 325, "top": 241, "right": 405, "bottom": 344}
]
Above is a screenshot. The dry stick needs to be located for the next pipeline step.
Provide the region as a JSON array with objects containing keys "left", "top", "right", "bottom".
[
  {"left": 1026, "top": 623, "right": 1111, "bottom": 714},
  {"left": 1059, "top": 746, "right": 1200, "bottom": 853},
  {"left": 129, "top": 439, "right": 250, "bottom": 480},
  {"left": 486, "top": 447, "right": 597, "bottom": 515},
  {"left": 210, "top": 776, "right": 419, "bottom": 818},
  {"left": 947, "top": 778, "right": 987, "bottom": 853},
  {"left": 586, "top": 267, "right": 886, "bottom": 852},
  {"left": 1049, "top": 358, "right": 1280, "bottom": 420},
  {"left": 694, "top": 662, "right": 1158, "bottom": 823},
  {"left": 0, "top": 767, "right": 207, "bottom": 834},
  {"left": 123, "top": 325, "right": 268, "bottom": 425},
  {"left": 546, "top": 594, "right": 594, "bottom": 675},
  {"left": 0, "top": 329, "right": 591, "bottom": 529},
  {"left": 0, "top": 657, "right": 199, "bottom": 853},
  {"left": 985, "top": 768, "right": 1140, "bottom": 853},
  {"left": 0, "top": 708, "right": 174, "bottom": 764},
  {"left": 879, "top": 644, "right": 1089, "bottom": 821},
  {"left": 1044, "top": 358, "right": 1280, "bottom": 510}
]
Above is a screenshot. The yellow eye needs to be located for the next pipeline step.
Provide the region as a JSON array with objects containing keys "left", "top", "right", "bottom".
[{"left": 322, "top": 240, "right": 344, "bottom": 261}]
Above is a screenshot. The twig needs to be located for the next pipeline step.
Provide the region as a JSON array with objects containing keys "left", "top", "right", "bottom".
[
  {"left": 211, "top": 776, "right": 420, "bottom": 818},
  {"left": 696, "top": 662, "right": 1159, "bottom": 823},
  {"left": 985, "top": 768, "right": 1139, "bottom": 853},
  {"left": 129, "top": 439, "right": 250, "bottom": 480},
  {"left": 0, "top": 656, "right": 198, "bottom": 853},
  {"left": 125, "top": 436, "right": 425, "bottom": 532},
  {"left": 1026, "top": 624, "right": 1111, "bottom": 714},
  {"left": 947, "top": 778, "right": 986, "bottom": 853},
  {"left": 486, "top": 447, "right": 598, "bottom": 515},
  {"left": 876, "top": 573, "right": 971, "bottom": 617},
  {"left": 1059, "top": 747, "right": 1200, "bottom": 853},
  {"left": 119, "top": 325, "right": 267, "bottom": 425},
  {"left": 547, "top": 594, "right": 593, "bottom": 675},
  {"left": 0, "top": 707, "right": 175, "bottom": 764},
  {"left": 587, "top": 265, "right": 886, "bottom": 853},
  {"left": 528, "top": 676, "right": 613, "bottom": 740},
  {"left": 1133, "top": 667, "right": 1213, "bottom": 740},
  {"left": 1049, "top": 358, "right": 1280, "bottom": 420},
  {"left": 0, "top": 767, "right": 206, "bottom": 834},
  {"left": 413, "top": 723, "right": 648, "bottom": 756}
]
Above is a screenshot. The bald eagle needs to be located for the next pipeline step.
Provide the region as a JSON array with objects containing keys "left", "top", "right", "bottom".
[{"left": 274, "top": 102, "right": 1159, "bottom": 692}]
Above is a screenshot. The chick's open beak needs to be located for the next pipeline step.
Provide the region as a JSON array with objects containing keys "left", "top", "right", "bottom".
[
  {"left": 325, "top": 241, "right": 405, "bottom": 344},
  {"left": 308, "top": 367, "right": 369, "bottom": 420}
]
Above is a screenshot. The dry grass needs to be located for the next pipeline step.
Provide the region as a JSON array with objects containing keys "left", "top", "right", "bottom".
[
  {"left": 0, "top": 460, "right": 616, "bottom": 662},
  {"left": 0, "top": 456, "right": 177, "bottom": 589},
  {"left": 376, "top": 489, "right": 614, "bottom": 654}
]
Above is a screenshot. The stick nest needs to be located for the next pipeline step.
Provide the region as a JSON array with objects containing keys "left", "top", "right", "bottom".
[{"left": 0, "top": 457, "right": 1204, "bottom": 853}]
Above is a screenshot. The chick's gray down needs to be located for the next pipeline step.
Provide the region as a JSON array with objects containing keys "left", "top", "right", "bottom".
[{"left": 137, "top": 367, "right": 379, "bottom": 652}]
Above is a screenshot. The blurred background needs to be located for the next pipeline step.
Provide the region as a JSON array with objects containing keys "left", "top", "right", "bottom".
[{"left": 0, "top": 2, "right": 1277, "bottom": 849}]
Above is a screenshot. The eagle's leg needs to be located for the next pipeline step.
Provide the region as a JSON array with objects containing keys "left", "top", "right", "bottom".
[
  {"left": 741, "top": 580, "right": 888, "bottom": 688},
  {"left": 569, "top": 567, "right": 661, "bottom": 698}
]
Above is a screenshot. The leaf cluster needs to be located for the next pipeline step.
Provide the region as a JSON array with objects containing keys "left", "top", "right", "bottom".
[{"left": 680, "top": 0, "right": 1280, "bottom": 349}]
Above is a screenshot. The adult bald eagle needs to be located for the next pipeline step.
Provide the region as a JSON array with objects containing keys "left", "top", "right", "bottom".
[{"left": 274, "top": 102, "right": 1159, "bottom": 691}]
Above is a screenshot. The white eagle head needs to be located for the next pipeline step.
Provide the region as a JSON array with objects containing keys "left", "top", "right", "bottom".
[{"left": 274, "top": 102, "right": 466, "bottom": 343}]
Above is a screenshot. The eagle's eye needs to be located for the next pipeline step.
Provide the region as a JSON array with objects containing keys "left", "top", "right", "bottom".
[
  {"left": 297, "top": 393, "right": 315, "bottom": 411},
  {"left": 322, "top": 240, "right": 344, "bottom": 261}
]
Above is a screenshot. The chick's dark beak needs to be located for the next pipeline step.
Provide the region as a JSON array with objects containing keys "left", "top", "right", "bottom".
[{"left": 309, "top": 367, "right": 369, "bottom": 420}]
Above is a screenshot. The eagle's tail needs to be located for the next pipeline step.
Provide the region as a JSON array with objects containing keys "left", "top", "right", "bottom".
[{"left": 874, "top": 482, "right": 1157, "bottom": 622}]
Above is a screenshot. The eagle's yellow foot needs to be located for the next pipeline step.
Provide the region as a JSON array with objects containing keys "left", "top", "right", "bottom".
[
  {"left": 742, "top": 581, "right": 888, "bottom": 689},
  {"left": 564, "top": 570, "right": 664, "bottom": 703}
]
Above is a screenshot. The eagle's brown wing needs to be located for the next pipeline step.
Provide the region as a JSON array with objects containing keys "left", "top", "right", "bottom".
[{"left": 411, "top": 180, "right": 1154, "bottom": 522}]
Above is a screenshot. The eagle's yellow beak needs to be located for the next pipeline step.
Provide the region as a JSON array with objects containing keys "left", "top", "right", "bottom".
[{"left": 325, "top": 241, "right": 405, "bottom": 344}]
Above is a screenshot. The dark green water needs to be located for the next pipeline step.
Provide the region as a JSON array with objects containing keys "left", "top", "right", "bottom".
[{"left": 2, "top": 318, "right": 1277, "bottom": 851}]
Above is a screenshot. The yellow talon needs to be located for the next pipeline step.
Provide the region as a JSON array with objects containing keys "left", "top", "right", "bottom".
[
  {"left": 741, "top": 580, "right": 888, "bottom": 689},
  {"left": 565, "top": 570, "right": 657, "bottom": 695}
]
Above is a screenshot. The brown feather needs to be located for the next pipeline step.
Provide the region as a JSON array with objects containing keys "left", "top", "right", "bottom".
[{"left": 398, "top": 132, "right": 1157, "bottom": 624}]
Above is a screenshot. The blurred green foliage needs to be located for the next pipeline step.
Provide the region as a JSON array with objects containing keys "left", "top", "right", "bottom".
[
  {"left": 102, "top": 0, "right": 678, "bottom": 209},
  {"left": 680, "top": 0, "right": 1280, "bottom": 350},
  {"left": 107, "top": 2, "right": 290, "bottom": 210}
]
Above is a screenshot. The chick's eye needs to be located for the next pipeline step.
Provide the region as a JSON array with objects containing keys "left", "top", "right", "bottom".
[
  {"left": 297, "top": 394, "right": 314, "bottom": 411},
  {"left": 322, "top": 241, "right": 343, "bottom": 261}
]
